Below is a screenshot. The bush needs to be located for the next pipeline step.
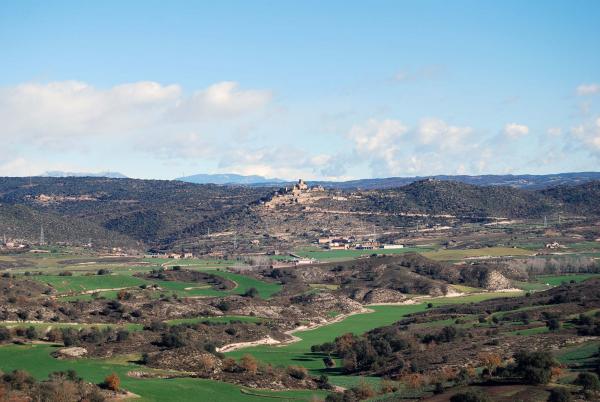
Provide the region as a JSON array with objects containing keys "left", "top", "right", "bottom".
[
  {"left": 547, "top": 387, "right": 571, "bottom": 402},
  {"left": 25, "top": 326, "right": 37, "bottom": 340},
  {"left": 546, "top": 319, "right": 561, "bottom": 331},
  {"left": 239, "top": 354, "right": 258, "bottom": 374},
  {"left": 286, "top": 365, "right": 308, "bottom": 380},
  {"left": 243, "top": 287, "right": 259, "bottom": 298},
  {"left": 116, "top": 330, "right": 129, "bottom": 342},
  {"left": 217, "top": 300, "right": 231, "bottom": 312},
  {"left": 102, "top": 373, "right": 120, "bottom": 391},
  {"left": 159, "top": 332, "right": 186, "bottom": 348},
  {"left": 574, "top": 372, "right": 600, "bottom": 392},
  {"left": 0, "top": 327, "right": 11, "bottom": 342},
  {"left": 513, "top": 350, "right": 556, "bottom": 384}
]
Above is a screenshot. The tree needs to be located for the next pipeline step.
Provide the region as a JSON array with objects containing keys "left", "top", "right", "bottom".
[
  {"left": 0, "top": 327, "right": 11, "bottom": 342},
  {"left": 547, "top": 387, "right": 571, "bottom": 402},
  {"left": 478, "top": 352, "right": 502, "bottom": 373},
  {"left": 513, "top": 350, "right": 556, "bottom": 384},
  {"left": 351, "top": 379, "right": 375, "bottom": 400},
  {"left": 546, "top": 319, "right": 561, "bottom": 331},
  {"left": 574, "top": 372, "right": 600, "bottom": 392},
  {"left": 243, "top": 287, "right": 259, "bottom": 298},
  {"left": 286, "top": 365, "right": 308, "bottom": 380},
  {"left": 102, "top": 373, "right": 120, "bottom": 391},
  {"left": 240, "top": 354, "right": 258, "bottom": 374}
]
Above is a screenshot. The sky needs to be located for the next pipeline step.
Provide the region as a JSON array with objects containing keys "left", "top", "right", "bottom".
[{"left": 1, "top": 0, "right": 599, "bottom": 180}]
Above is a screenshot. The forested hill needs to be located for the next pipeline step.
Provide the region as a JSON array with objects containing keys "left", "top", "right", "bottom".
[
  {"left": 0, "top": 177, "right": 271, "bottom": 249},
  {"left": 0, "top": 177, "right": 598, "bottom": 250},
  {"left": 313, "top": 171, "right": 600, "bottom": 190}
]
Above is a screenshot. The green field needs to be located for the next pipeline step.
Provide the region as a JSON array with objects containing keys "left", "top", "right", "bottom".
[
  {"left": 32, "top": 274, "right": 147, "bottom": 293},
  {"left": 534, "top": 273, "right": 600, "bottom": 286},
  {"left": 556, "top": 340, "right": 600, "bottom": 365},
  {"left": 226, "top": 293, "right": 519, "bottom": 387},
  {"left": 420, "top": 247, "right": 532, "bottom": 261},
  {"left": 31, "top": 267, "right": 282, "bottom": 301},
  {"left": 0, "top": 344, "right": 327, "bottom": 402},
  {"left": 293, "top": 246, "right": 433, "bottom": 261},
  {"left": 227, "top": 304, "right": 428, "bottom": 386}
]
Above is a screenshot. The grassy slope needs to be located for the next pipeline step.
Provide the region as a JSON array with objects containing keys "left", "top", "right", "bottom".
[
  {"left": 226, "top": 293, "right": 521, "bottom": 387},
  {"left": 0, "top": 344, "right": 327, "bottom": 402},
  {"left": 30, "top": 266, "right": 282, "bottom": 300}
]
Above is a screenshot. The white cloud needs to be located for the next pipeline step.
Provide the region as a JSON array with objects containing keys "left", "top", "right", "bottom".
[
  {"left": 217, "top": 146, "right": 339, "bottom": 180},
  {"left": 417, "top": 118, "right": 473, "bottom": 150},
  {"left": 571, "top": 117, "right": 600, "bottom": 154},
  {"left": 576, "top": 83, "right": 600, "bottom": 96},
  {"left": 0, "top": 81, "right": 180, "bottom": 144},
  {"left": 345, "top": 118, "right": 476, "bottom": 176},
  {"left": 547, "top": 127, "right": 562, "bottom": 137},
  {"left": 173, "top": 81, "right": 272, "bottom": 120},
  {"left": 347, "top": 119, "right": 408, "bottom": 174},
  {"left": 0, "top": 79, "right": 274, "bottom": 173},
  {"left": 503, "top": 123, "right": 529, "bottom": 139}
]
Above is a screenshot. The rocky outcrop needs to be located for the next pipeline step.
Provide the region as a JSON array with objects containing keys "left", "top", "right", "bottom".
[
  {"left": 481, "top": 270, "right": 513, "bottom": 290},
  {"left": 363, "top": 288, "right": 407, "bottom": 304},
  {"left": 52, "top": 346, "right": 88, "bottom": 359},
  {"left": 146, "top": 347, "right": 222, "bottom": 375}
]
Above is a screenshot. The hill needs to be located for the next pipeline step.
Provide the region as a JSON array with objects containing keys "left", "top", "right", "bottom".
[
  {"left": 312, "top": 171, "right": 600, "bottom": 190},
  {"left": 0, "top": 177, "right": 599, "bottom": 251}
]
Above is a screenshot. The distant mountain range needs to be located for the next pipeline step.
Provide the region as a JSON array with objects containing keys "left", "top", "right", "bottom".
[
  {"left": 177, "top": 173, "right": 286, "bottom": 185},
  {"left": 177, "top": 172, "right": 600, "bottom": 190},
  {"left": 43, "top": 171, "right": 128, "bottom": 179}
]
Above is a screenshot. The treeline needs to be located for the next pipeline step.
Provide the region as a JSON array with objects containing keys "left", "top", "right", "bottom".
[{"left": 0, "top": 369, "right": 107, "bottom": 401}]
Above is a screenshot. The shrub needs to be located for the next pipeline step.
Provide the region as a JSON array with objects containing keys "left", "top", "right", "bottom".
[
  {"left": 243, "top": 287, "right": 259, "bottom": 298},
  {"left": 574, "top": 372, "right": 600, "bottom": 392},
  {"left": 25, "top": 326, "right": 37, "bottom": 340},
  {"left": 513, "top": 350, "right": 556, "bottom": 385},
  {"left": 350, "top": 379, "right": 376, "bottom": 400},
  {"left": 546, "top": 319, "right": 561, "bottom": 331},
  {"left": 102, "top": 373, "right": 120, "bottom": 391},
  {"left": 159, "top": 332, "right": 186, "bottom": 348},
  {"left": 0, "top": 327, "right": 11, "bottom": 342},
  {"left": 116, "top": 330, "right": 129, "bottom": 342},
  {"left": 547, "top": 387, "right": 571, "bottom": 402},
  {"left": 239, "top": 354, "right": 258, "bottom": 374},
  {"left": 286, "top": 365, "right": 308, "bottom": 380},
  {"left": 217, "top": 300, "right": 231, "bottom": 312}
]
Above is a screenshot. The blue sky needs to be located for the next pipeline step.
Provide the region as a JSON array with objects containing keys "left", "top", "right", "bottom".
[{"left": 1, "top": 0, "right": 599, "bottom": 179}]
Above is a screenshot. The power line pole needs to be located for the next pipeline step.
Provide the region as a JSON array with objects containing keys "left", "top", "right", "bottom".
[{"left": 39, "top": 225, "right": 45, "bottom": 245}]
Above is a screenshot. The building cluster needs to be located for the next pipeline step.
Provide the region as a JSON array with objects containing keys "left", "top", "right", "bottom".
[
  {"left": 145, "top": 252, "right": 195, "bottom": 259},
  {"left": 264, "top": 179, "right": 325, "bottom": 207},
  {"left": 317, "top": 236, "right": 404, "bottom": 251},
  {"left": 0, "top": 236, "right": 27, "bottom": 250}
]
